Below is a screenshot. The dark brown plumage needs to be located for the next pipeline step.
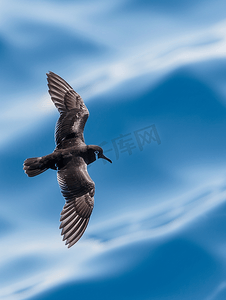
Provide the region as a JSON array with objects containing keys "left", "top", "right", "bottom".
[{"left": 23, "top": 72, "right": 112, "bottom": 248}]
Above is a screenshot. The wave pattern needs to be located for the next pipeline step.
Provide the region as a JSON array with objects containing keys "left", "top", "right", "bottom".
[{"left": 1, "top": 0, "right": 226, "bottom": 300}]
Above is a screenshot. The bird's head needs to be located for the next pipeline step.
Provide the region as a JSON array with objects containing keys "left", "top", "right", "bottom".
[{"left": 88, "top": 145, "right": 112, "bottom": 163}]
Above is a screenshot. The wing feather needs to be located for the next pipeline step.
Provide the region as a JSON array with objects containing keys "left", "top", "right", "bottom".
[
  {"left": 57, "top": 157, "right": 95, "bottom": 247},
  {"left": 59, "top": 211, "right": 77, "bottom": 229},
  {"left": 65, "top": 219, "right": 89, "bottom": 245},
  {"left": 60, "top": 206, "right": 75, "bottom": 220},
  {"left": 46, "top": 72, "right": 89, "bottom": 147},
  {"left": 57, "top": 158, "right": 95, "bottom": 200},
  {"left": 60, "top": 195, "right": 94, "bottom": 248}
]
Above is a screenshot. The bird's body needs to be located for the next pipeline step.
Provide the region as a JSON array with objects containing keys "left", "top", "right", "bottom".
[{"left": 24, "top": 72, "right": 112, "bottom": 248}]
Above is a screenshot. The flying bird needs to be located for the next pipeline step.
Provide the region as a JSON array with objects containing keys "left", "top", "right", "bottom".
[{"left": 23, "top": 72, "right": 112, "bottom": 248}]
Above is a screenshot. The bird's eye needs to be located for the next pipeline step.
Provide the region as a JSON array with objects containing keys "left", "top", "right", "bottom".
[{"left": 94, "top": 151, "right": 99, "bottom": 155}]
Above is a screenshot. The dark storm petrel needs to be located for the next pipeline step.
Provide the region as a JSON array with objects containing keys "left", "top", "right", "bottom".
[{"left": 23, "top": 72, "right": 112, "bottom": 248}]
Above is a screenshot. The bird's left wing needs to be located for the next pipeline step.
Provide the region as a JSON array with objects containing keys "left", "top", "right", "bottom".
[{"left": 46, "top": 72, "right": 89, "bottom": 147}]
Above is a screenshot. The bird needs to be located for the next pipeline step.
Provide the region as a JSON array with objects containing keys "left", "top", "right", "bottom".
[{"left": 23, "top": 72, "right": 112, "bottom": 248}]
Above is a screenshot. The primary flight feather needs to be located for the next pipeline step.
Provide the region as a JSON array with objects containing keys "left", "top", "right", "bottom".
[{"left": 23, "top": 72, "right": 112, "bottom": 248}]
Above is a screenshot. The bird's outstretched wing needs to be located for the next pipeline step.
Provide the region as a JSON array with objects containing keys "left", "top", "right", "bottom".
[
  {"left": 46, "top": 71, "right": 89, "bottom": 148},
  {"left": 57, "top": 157, "right": 95, "bottom": 247},
  {"left": 59, "top": 194, "right": 94, "bottom": 248}
]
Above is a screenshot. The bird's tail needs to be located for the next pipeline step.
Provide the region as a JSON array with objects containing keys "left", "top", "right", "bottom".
[{"left": 23, "top": 157, "right": 48, "bottom": 177}]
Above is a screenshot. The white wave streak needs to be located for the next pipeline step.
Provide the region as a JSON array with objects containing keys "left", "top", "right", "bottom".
[
  {"left": 78, "top": 19, "right": 226, "bottom": 98},
  {"left": 1, "top": 180, "right": 226, "bottom": 300},
  {"left": 90, "top": 180, "right": 226, "bottom": 250},
  {"left": 1, "top": 19, "right": 226, "bottom": 148},
  {"left": 205, "top": 281, "right": 226, "bottom": 300}
]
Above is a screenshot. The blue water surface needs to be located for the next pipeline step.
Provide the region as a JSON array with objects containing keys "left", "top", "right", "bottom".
[{"left": 1, "top": 1, "right": 226, "bottom": 299}]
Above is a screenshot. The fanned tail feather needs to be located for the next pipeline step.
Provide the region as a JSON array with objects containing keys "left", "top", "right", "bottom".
[{"left": 23, "top": 157, "right": 48, "bottom": 177}]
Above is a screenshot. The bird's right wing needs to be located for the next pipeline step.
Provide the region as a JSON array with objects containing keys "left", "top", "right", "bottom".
[
  {"left": 57, "top": 157, "right": 95, "bottom": 200},
  {"left": 60, "top": 194, "right": 94, "bottom": 248},
  {"left": 57, "top": 157, "right": 95, "bottom": 247}
]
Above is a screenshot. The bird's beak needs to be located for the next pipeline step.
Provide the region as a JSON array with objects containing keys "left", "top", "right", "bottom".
[{"left": 98, "top": 153, "right": 112, "bottom": 163}]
